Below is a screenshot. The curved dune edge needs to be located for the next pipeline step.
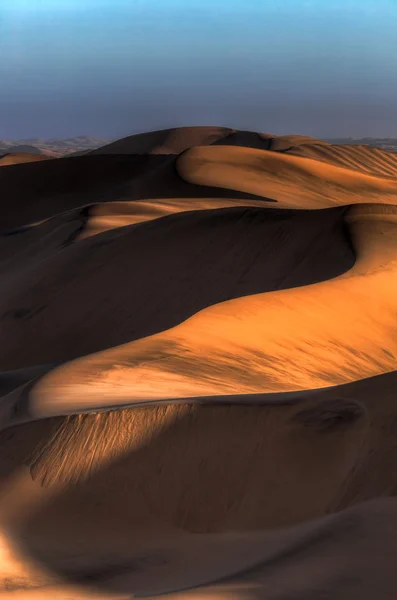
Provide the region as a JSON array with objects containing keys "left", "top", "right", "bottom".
[
  {"left": 40, "top": 197, "right": 282, "bottom": 242},
  {"left": 0, "top": 196, "right": 275, "bottom": 249},
  {"left": 177, "top": 145, "right": 397, "bottom": 208},
  {"left": 0, "top": 204, "right": 353, "bottom": 371},
  {"left": 5, "top": 203, "right": 393, "bottom": 420}
]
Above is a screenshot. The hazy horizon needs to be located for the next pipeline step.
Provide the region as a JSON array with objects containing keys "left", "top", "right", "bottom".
[{"left": 2, "top": 0, "right": 397, "bottom": 140}]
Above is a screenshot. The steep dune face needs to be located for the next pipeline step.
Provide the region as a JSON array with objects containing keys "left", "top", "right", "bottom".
[{"left": 0, "top": 127, "right": 397, "bottom": 597}]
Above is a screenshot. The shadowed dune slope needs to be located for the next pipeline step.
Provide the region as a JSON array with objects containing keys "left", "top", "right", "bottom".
[
  {"left": 0, "top": 372, "right": 396, "bottom": 597},
  {"left": 211, "top": 130, "right": 274, "bottom": 149},
  {"left": 0, "top": 155, "right": 168, "bottom": 229},
  {"left": 0, "top": 153, "right": 269, "bottom": 230},
  {"left": 0, "top": 127, "right": 397, "bottom": 599},
  {"left": 0, "top": 500, "right": 397, "bottom": 599}
]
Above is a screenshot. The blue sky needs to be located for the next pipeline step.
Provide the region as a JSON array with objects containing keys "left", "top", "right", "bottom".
[{"left": 1, "top": 0, "right": 397, "bottom": 139}]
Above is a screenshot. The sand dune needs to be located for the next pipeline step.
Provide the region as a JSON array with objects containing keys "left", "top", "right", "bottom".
[{"left": 0, "top": 127, "right": 397, "bottom": 598}]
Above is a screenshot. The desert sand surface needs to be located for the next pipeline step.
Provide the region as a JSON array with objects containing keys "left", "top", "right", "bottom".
[{"left": 0, "top": 126, "right": 397, "bottom": 598}]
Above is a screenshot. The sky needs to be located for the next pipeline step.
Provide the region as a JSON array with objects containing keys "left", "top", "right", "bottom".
[{"left": 1, "top": 0, "right": 397, "bottom": 139}]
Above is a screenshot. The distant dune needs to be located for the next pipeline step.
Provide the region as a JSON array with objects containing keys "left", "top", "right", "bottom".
[
  {"left": 90, "top": 126, "right": 234, "bottom": 154},
  {"left": 0, "top": 136, "right": 113, "bottom": 158},
  {"left": 0, "top": 152, "right": 52, "bottom": 167},
  {"left": 0, "top": 126, "right": 396, "bottom": 599}
]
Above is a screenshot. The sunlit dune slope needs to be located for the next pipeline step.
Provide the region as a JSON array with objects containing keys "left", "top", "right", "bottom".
[
  {"left": 286, "top": 142, "right": 397, "bottom": 177},
  {"left": 0, "top": 153, "right": 51, "bottom": 167},
  {"left": 177, "top": 145, "right": 397, "bottom": 207}
]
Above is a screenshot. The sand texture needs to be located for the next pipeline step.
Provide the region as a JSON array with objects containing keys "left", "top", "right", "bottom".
[{"left": 0, "top": 126, "right": 396, "bottom": 598}]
